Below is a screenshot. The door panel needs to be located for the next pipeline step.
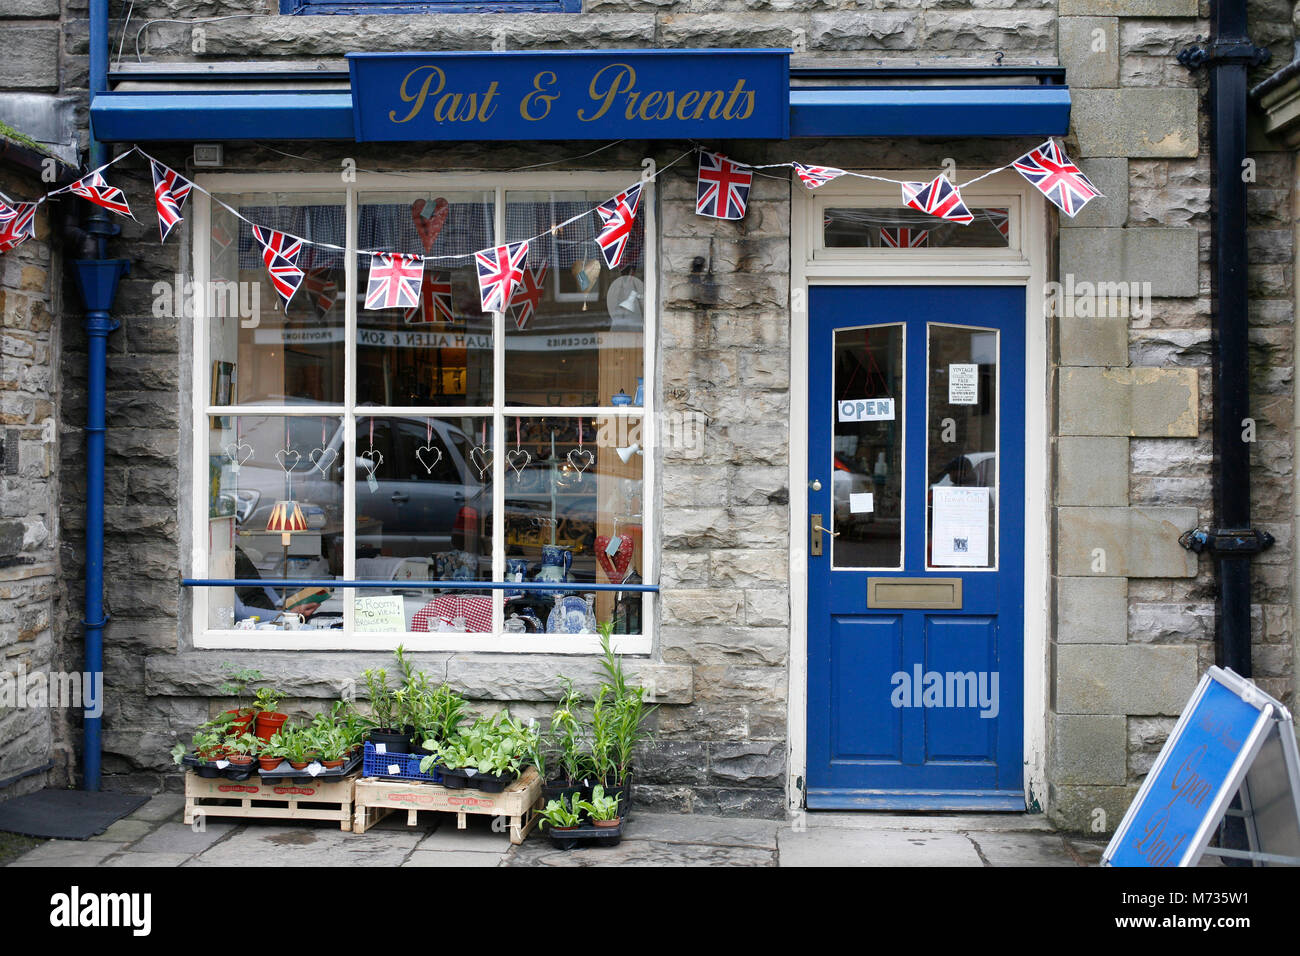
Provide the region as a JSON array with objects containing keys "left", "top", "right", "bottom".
[{"left": 807, "top": 285, "right": 1025, "bottom": 810}]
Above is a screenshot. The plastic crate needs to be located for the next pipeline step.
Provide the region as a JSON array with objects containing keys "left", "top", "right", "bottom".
[{"left": 362, "top": 742, "right": 443, "bottom": 783}]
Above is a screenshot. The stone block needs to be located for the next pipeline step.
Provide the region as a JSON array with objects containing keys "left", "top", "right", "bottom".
[
  {"left": 1057, "top": 437, "right": 1128, "bottom": 505},
  {"left": 660, "top": 625, "right": 788, "bottom": 667},
  {"left": 1058, "top": 311, "right": 1129, "bottom": 367},
  {"left": 709, "top": 739, "right": 785, "bottom": 786},
  {"left": 660, "top": 589, "right": 745, "bottom": 627},
  {"left": 809, "top": 12, "right": 919, "bottom": 49},
  {"left": 1059, "top": 17, "right": 1119, "bottom": 89},
  {"left": 1059, "top": 227, "right": 1199, "bottom": 296},
  {"left": 1057, "top": 576, "right": 1128, "bottom": 644},
  {"left": 1056, "top": 505, "right": 1199, "bottom": 577},
  {"left": 1071, "top": 89, "right": 1199, "bottom": 157},
  {"left": 0, "top": 25, "right": 59, "bottom": 91},
  {"left": 1060, "top": 0, "right": 1196, "bottom": 14},
  {"left": 1051, "top": 713, "right": 1128, "bottom": 784},
  {"left": 1046, "top": 783, "right": 1138, "bottom": 834},
  {"left": 1061, "top": 157, "right": 1128, "bottom": 229},
  {"left": 1058, "top": 367, "right": 1198, "bottom": 437},
  {"left": 1056, "top": 643, "right": 1198, "bottom": 714}
]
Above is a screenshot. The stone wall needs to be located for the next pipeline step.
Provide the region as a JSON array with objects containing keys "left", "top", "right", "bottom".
[{"left": 0, "top": 160, "right": 63, "bottom": 798}]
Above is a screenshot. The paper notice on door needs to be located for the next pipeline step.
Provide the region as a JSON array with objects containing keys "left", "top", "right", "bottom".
[
  {"left": 849, "top": 492, "right": 874, "bottom": 514},
  {"left": 838, "top": 398, "right": 895, "bottom": 422},
  {"left": 931, "top": 486, "right": 990, "bottom": 566},
  {"left": 949, "top": 364, "right": 979, "bottom": 405}
]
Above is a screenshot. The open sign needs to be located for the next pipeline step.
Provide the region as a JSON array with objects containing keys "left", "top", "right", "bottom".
[{"left": 838, "top": 398, "right": 895, "bottom": 422}]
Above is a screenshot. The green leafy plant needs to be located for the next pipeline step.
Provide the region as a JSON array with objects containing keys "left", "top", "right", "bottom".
[
  {"left": 578, "top": 784, "right": 621, "bottom": 822},
  {"left": 418, "top": 711, "right": 535, "bottom": 778},
  {"left": 550, "top": 677, "right": 588, "bottom": 784},
  {"left": 224, "top": 732, "right": 261, "bottom": 758},
  {"left": 266, "top": 723, "right": 315, "bottom": 764},
  {"left": 362, "top": 667, "right": 398, "bottom": 731},
  {"left": 219, "top": 663, "right": 264, "bottom": 714},
  {"left": 537, "top": 793, "right": 583, "bottom": 831},
  {"left": 587, "top": 685, "right": 617, "bottom": 784},
  {"left": 172, "top": 728, "right": 223, "bottom": 765},
  {"left": 253, "top": 685, "right": 284, "bottom": 714}
]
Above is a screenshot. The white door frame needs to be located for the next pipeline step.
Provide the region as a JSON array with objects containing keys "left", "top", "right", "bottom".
[{"left": 786, "top": 170, "right": 1051, "bottom": 812}]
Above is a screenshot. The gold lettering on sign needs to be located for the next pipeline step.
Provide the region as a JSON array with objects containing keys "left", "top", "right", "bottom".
[
  {"left": 580, "top": 63, "right": 637, "bottom": 122},
  {"left": 521, "top": 71, "right": 560, "bottom": 121},
  {"left": 390, "top": 65, "right": 446, "bottom": 124}
]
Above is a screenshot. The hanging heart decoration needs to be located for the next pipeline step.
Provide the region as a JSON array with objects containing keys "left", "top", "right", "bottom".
[
  {"left": 470, "top": 445, "right": 492, "bottom": 480},
  {"left": 567, "top": 447, "right": 594, "bottom": 474},
  {"left": 360, "top": 449, "right": 384, "bottom": 478},
  {"left": 594, "top": 533, "right": 635, "bottom": 581},
  {"left": 506, "top": 447, "right": 532, "bottom": 480},
  {"left": 224, "top": 440, "right": 253, "bottom": 469},
  {"left": 411, "top": 197, "right": 450, "bottom": 253},
  {"left": 309, "top": 446, "right": 338, "bottom": 476},
  {"left": 415, "top": 443, "right": 443, "bottom": 474},
  {"left": 275, "top": 447, "right": 302, "bottom": 474}
]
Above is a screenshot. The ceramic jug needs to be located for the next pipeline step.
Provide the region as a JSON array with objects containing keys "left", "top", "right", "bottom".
[{"left": 535, "top": 544, "right": 573, "bottom": 599}]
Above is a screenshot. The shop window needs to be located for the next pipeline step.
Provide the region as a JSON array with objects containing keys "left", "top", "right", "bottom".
[
  {"left": 279, "top": 0, "right": 581, "bottom": 13},
  {"left": 196, "top": 175, "right": 652, "bottom": 651}
]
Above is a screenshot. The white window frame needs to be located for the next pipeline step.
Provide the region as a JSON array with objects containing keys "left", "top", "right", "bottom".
[{"left": 188, "top": 170, "right": 656, "bottom": 654}]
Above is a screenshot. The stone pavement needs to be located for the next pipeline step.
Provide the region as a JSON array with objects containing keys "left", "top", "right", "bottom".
[{"left": 3, "top": 793, "right": 1108, "bottom": 866}]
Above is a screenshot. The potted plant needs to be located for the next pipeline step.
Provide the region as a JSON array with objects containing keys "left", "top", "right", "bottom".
[
  {"left": 545, "top": 678, "right": 588, "bottom": 805},
  {"left": 587, "top": 684, "right": 617, "bottom": 793},
  {"left": 578, "top": 784, "right": 622, "bottom": 828},
  {"left": 253, "top": 685, "right": 288, "bottom": 741},
  {"left": 362, "top": 666, "right": 407, "bottom": 754},
  {"left": 218, "top": 663, "right": 263, "bottom": 737},
  {"left": 224, "top": 732, "right": 260, "bottom": 768},
  {"left": 171, "top": 728, "right": 225, "bottom": 776},
  {"left": 537, "top": 792, "right": 583, "bottom": 836},
  {"left": 271, "top": 723, "right": 315, "bottom": 770},
  {"left": 315, "top": 726, "right": 350, "bottom": 769}
]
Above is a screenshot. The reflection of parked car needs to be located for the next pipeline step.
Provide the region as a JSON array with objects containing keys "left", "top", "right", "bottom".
[{"left": 933, "top": 451, "right": 997, "bottom": 488}]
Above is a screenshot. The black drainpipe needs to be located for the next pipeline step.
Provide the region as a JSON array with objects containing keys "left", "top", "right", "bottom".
[{"left": 1178, "top": 3, "right": 1273, "bottom": 677}]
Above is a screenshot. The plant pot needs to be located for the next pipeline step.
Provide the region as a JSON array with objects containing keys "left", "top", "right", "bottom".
[
  {"left": 470, "top": 771, "right": 514, "bottom": 794},
  {"left": 195, "top": 761, "right": 222, "bottom": 779},
  {"left": 543, "top": 780, "right": 583, "bottom": 808},
  {"left": 320, "top": 759, "right": 345, "bottom": 769},
  {"left": 288, "top": 760, "right": 312, "bottom": 770},
  {"left": 368, "top": 729, "right": 410, "bottom": 755},
  {"left": 224, "top": 709, "right": 256, "bottom": 736},
  {"left": 254, "top": 711, "right": 288, "bottom": 742},
  {"left": 227, "top": 755, "right": 253, "bottom": 767},
  {"left": 258, "top": 756, "right": 282, "bottom": 771},
  {"left": 438, "top": 767, "right": 468, "bottom": 789},
  {"left": 592, "top": 818, "right": 622, "bottom": 829}
]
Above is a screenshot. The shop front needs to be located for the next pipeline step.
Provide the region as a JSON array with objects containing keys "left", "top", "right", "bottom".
[{"left": 76, "top": 47, "right": 1075, "bottom": 816}]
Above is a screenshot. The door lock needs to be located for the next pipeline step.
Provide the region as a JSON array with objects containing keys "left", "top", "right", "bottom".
[
  {"left": 810, "top": 513, "right": 839, "bottom": 556},
  {"left": 809, "top": 479, "right": 822, "bottom": 491}
]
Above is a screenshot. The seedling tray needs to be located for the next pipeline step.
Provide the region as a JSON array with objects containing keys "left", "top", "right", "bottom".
[
  {"left": 259, "top": 749, "right": 363, "bottom": 785},
  {"left": 180, "top": 754, "right": 257, "bottom": 781},
  {"left": 545, "top": 820, "right": 624, "bottom": 850}
]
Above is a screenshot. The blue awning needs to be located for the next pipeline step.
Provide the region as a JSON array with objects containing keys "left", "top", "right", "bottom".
[
  {"left": 91, "top": 90, "right": 355, "bottom": 142},
  {"left": 789, "top": 86, "right": 1071, "bottom": 138}
]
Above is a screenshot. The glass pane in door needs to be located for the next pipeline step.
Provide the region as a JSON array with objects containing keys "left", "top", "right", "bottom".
[
  {"left": 832, "top": 324, "right": 904, "bottom": 569},
  {"left": 926, "top": 324, "right": 998, "bottom": 569}
]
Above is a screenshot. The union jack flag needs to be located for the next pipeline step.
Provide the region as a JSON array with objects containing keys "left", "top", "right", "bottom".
[
  {"left": 251, "top": 225, "right": 305, "bottom": 306},
  {"left": 509, "top": 263, "right": 549, "bottom": 330},
  {"left": 475, "top": 240, "right": 529, "bottom": 313},
  {"left": 793, "top": 163, "right": 845, "bottom": 190},
  {"left": 594, "top": 184, "right": 641, "bottom": 269},
  {"left": 404, "top": 271, "right": 454, "bottom": 325},
  {"left": 696, "top": 152, "right": 752, "bottom": 221},
  {"left": 303, "top": 268, "right": 338, "bottom": 318},
  {"left": 0, "top": 201, "right": 37, "bottom": 255},
  {"left": 149, "top": 160, "right": 192, "bottom": 243},
  {"left": 900, "top": 175, "right": 974, "bottom": 226},
  {"left": 365, "top": 252, "right": 424, "bottom": 311},
  {"left": 879, "top": 227, "right": 929, "bottom": 248},
  {"left": 986, "top": 207, "right": 1010, "bottom": 239},
  {"left": 1012, "top": 140, "right": 1100, "bottom": 218},
  {"left": 68, "top": 171, "right": 134, "bottom": 220}
]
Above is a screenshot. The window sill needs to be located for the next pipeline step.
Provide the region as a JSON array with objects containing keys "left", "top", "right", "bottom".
[
  {"left": 281, "top": 0, "right": 582, "bottom": 13},
  {"left": 193, "top": 630, "right": 652, "bottom": 655}
]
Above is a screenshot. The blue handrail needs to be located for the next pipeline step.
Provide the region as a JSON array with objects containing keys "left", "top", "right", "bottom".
[{"left": 182, "top": 578, "right": 658, "bottom": 593}]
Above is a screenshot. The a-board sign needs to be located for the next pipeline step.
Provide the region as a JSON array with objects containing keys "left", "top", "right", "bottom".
[{"left": 1104, "top": 666, "right": 1300, "bottom": 867}]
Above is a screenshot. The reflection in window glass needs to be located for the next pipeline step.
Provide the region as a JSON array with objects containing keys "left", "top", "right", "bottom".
[
  {"left": 927, "top": 325, "right": 998, "bottom": 569},
  {"left": 832, "top": 325, "right": 903, "bottom": 569},
  {"left": 824, "top": 207, "right": 1010, "bottom": 249},
  {"left": 209, "top": 194, "right": 346, "bottom": 406},
  {"left": 206, "top": 414, "right": 344, "bottom": 630},
  {"left": 504, "top": 192, "right": 645, "bottom": 408}
]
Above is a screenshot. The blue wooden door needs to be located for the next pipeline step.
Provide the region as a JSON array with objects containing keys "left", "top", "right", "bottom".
[{"left": 806, "top": 285, "right": 1025, "bottom": 810}]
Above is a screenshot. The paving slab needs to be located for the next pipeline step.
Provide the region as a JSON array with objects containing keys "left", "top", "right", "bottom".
[
  {"left": 800, "top": 812, "right": 1054, "bottom": 833},
  {"left": 90, "top": 819, "right": 157, "bottom": 844},
  {"left": 1065, "top": 838, "right": 1106, "bottom": 866},
  {"left": 507, "top": 837, "right": 776, "bottom": 867},
  {"left": 102, "top": 851, "right": 195, "bottom": 867},
  {"left": 8, "top": 840, "right": 128, "bottom": 867},
  {"left": 967, "top": 832, "right": 1079, "bottom": 867},
  {"left": 129, "top": 794, "right": 185, "bottom": 823},
  {"left": 403, "top": 849, "right": 506, "bottom": 867},
  {"left": 188, "top": 823, "right": 421, "bottom": 867},
  {"left": 414, "top": 814, "right": 515, "bottom": 852},
  {"left": 778, "top": 827, "right": 983, "bottom": 867},
  {"left": 620, "top": 812, "right": 780, "bottom": 849},
  {"left": 130, "top": 821, "right": 236, "bottom": 855}
]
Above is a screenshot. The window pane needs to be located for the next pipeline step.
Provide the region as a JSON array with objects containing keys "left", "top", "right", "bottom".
[
  {"left": 824, "top": 206, "right": 1010, "bottom": 249},
  {"left": 356, "top": 192, "right": 495, "bottom": 407},
  {"left": 206, "top": 414, "right": 345, "bottom": 631},
  {"left": 498, "top": 414, "right": 644, "bottom": 634},
  {"left": 927, "top": 325, "right": 998, "bottom": 569},
  {"left": 209, "top": 194, "right": 346, "bottom": 406},
  {"left": 353, "top": 415, "right": 494, "bottom": 633},
  {"left": 832, "top": 325, "right": 903, "bottom": 569},
  {"left": 503, "top": 191, "right": 645, "bottom": 407}
]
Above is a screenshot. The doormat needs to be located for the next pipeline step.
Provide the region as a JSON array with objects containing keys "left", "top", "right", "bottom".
[{"left": 0, "top": 789, "right": 150, "bottom": 840}]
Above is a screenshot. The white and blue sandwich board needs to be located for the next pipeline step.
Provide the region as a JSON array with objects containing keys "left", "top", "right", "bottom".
[{"left": 1104, "top": 666, "right": 1300, "bottom": 867}]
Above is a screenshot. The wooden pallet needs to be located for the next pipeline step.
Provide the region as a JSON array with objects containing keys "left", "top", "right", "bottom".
[
  {"left": 352, "top": 766, "right": 543, "bottom": 844},
  {"left": 184, "top": 771, "right": 358, "bottom": 831}
]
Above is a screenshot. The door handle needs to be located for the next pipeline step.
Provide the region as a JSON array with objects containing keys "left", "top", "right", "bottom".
[{"left": 810, "top": 513, "right": 838, "bottom": 556}]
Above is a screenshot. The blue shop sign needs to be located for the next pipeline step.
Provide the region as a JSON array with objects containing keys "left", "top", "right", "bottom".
[{"left": 346, "top": 49, "right": 790, "bottom": 142}]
